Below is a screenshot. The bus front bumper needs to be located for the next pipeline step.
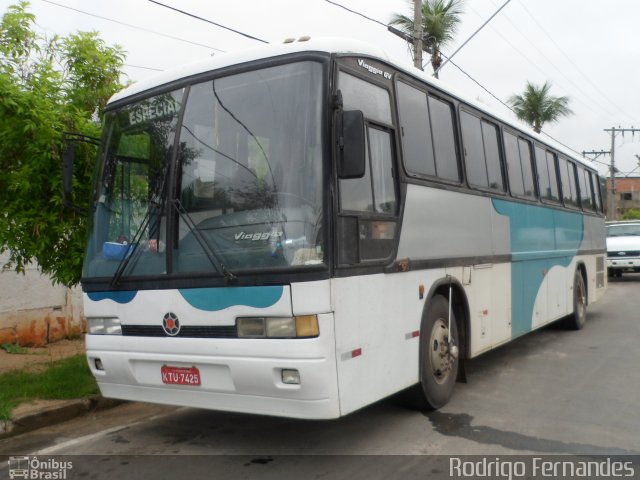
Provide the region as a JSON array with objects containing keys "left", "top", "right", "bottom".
[{"left": 85, "top": 314, "right": 340, "bottom": 419}]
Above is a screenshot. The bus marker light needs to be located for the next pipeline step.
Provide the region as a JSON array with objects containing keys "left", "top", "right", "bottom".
[
  {"left": 295, "top": 315, "right": 319, "bottom": 337},
  {"left": 419, "top": 285, "right": 425, "bottom": 299},
  {"left": 340, "top": 348, "right": 363, "bottom": 361},
  {"left": 282, "top": 369, "right": 300, "bottom": 384},
  {"left": 405, "top": 330, "right": 420, "bottom": 340}
]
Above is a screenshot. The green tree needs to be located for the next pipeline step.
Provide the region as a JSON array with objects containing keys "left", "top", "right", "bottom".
[
  {"left": 622, "top": 208, "right": 640, "bottom": 220},
  {"left": 508, "top": 81, "right": 573, "bottom": 134},
  {"left": 390, "top": 0, "right": 464, "bottom": 78},
  {"left": 0, "top": 1, "right": 125, "bottom": 286}
]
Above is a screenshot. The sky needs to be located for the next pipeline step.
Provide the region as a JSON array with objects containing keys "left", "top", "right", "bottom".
[{"left": 3, "top": 0, "right": 640, "bottom": 178}]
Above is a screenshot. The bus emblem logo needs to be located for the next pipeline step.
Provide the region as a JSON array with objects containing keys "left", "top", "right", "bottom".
[{"left": 162, "top": 312, "right": 181, "bottom": 336}]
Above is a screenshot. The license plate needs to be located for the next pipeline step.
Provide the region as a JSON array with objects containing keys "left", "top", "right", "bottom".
[{"left": 161, "top": 365, "right": 201, "bottom": 386}]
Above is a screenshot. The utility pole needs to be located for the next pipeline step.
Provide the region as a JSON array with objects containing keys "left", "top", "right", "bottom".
[
  {"left": 413, "top": 0, "right": 423, "bottom": 70},
  {"left": 604, "top": 127, "right": 640, "bottom": 219},
  {"left": 581, "top": 150, "right": 610, "bottom": 160}
]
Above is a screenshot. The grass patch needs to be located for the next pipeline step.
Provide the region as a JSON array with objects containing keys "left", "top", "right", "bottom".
[
  {"left": 0, "top": 354, "right": 98, "bottom": 421},
  {"left": 1, "top": 343, "right": 31, "bottom": 354}
]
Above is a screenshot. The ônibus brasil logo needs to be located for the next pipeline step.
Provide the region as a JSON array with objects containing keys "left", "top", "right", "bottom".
[
  {"left": 8, "top": 456, "right": 73, "bottom": 479},
  {"left": 162, "top": 312, "right": 181, "bottom": 336}
]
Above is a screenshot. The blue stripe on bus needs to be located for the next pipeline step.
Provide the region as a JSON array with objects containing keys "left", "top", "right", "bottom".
[
  {"left": 87, "top": 290, "right": 138, "bottom": 304},
  {"left": 492, "top": 199, "right": 584, "bottom": 337},
  {"left": 178, "top": 286, "right": 285, "bottom": 311}
]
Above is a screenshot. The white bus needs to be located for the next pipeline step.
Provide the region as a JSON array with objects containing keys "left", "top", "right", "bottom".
[{"left": 70, "top": 38, "right": 607, "bottom": 419}]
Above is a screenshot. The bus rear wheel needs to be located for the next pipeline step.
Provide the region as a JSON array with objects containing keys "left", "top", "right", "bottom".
[
  {"left": 405, "top": 294, "right": 459, "bottom": 410},
  {"left": 565, "top": 270, "right": 587, "bottom": 330}
]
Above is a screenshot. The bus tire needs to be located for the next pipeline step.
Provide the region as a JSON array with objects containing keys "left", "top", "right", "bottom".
[
  {"left": 405, "top": 294, "right": 459, "bottom": 410},
  {"left": 566, "top": 270, "right": 587, "bottom": 330}
]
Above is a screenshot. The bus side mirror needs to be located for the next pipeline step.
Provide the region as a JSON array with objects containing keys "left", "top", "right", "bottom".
[
  {"left": 62, "top": 133, "right": 98, "bottom": 213},
  {"left": 62, "top": 140, "right": 77, "bottom": 209},
  {"left": 338, "top": 110, "right": 366, "bottom": 179}
]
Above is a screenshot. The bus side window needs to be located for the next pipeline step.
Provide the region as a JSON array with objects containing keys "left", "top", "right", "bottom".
[
  {"left": 588, "top": 171, "right": 602, "bottom": 212},
  {"left": 517, "top": 138, "right": 536, "bottom": 198},
  {"left": 460, "top": 111, "right": 504, "bottom": 191},
  {"left": 460, "top": 110, "right": 487, "bottom": 188},
  {"left": 535, "top": 146, "right": 552, "bottom": 201},
  {"left": 396, "top": 81, "right": 436, "bottom": 177},
  {"left": 504, "top": 131, "right": 536, "bottom": 200},
  {"left": 339, "top": 72, "right": 393, "bottom": 213},
  {"left": 578, "top": 167, "right": 594, "bottom": 211},
  {"left": 482, "top": 120, "right": 504, "bottom": 191},
  {"left": 545, "top": 151, "right": 561, "bottom": 202},
  {"left": 396, "top": 81, "right": 460, "bottom": 183},
  {"left": 337, "top": 70, "right": 398, "bottom": 263},
  {"left": 559, "top": 156, "right": 579, "bottom": 208},
  {"left": 428, "top": 95, "right": 460, "bottom": 182},
  {"left": 504, "top": 131, "right": 524, "bottom": 196}
]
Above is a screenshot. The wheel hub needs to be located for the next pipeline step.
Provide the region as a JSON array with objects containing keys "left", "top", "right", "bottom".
[{"left": 430, "top": 318, "right": 455, "bottom": 384}]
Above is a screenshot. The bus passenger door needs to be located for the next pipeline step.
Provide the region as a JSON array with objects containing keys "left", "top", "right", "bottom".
[{"left": 331, "top": 64, "right": 406, "bottom": 415}]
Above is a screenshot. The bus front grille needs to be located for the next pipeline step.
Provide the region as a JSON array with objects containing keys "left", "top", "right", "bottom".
[{"left": 121, "top": 325, "right": 238, "bottom": 338}]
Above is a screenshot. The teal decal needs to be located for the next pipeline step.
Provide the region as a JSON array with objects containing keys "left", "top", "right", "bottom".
[
  {"left": 492, "top": 200, "right": 583, "bottom": 337},
  {"left": 178, "top": 286, "right": 284, "bottom": 311},
  {"left": 87, "top": 291, "right": 137, "bottom": 304}
]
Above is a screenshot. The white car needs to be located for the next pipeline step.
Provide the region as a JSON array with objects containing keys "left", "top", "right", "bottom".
[{"left": 606, "top": 221, "right": 640, "bottom": 277}]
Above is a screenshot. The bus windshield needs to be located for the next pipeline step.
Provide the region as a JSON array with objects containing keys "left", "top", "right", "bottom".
[{"left": 83, "top": 61, "right": 325, "bottom": 281}]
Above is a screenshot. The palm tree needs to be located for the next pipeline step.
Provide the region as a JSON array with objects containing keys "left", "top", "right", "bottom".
[
  {"left": 508, "top": 81, "right": 573, "bottom": 133},
  {"left": 390, "top": 0, "right": 464, "bottom": 78}
]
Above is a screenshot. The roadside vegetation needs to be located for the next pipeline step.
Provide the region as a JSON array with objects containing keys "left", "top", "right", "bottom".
[
  {"left": 0, "top": 1, "right": 125, "bottom": 286},
  {"left": 0, "top": 354, "right": 98, "bottom": 421},
  {"left": 622, "top": 208, "right": 640, "bottom": 220}
]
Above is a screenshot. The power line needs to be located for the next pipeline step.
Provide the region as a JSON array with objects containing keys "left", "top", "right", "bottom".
[
  {"left": 483, "top": 0, "right": 619, "bottom": 122},
  {"left": 464, "top": 4, "right": 617, "bottom": 124},
  {"left": 321, "top": 1, "right": 595, "bottom": 163},
  {"left": 38, "top": 0, "right": 226, "bottom": 53},
  {"left": 324, "top": 0, "right": 388, "bottom": 27},
  {"left": 434, "top": 0, "right": 511, "bottom": 77},
  {"left": 147, "top": 0, "right": 268, "bottom": 44},
  {"left": 516, "top": 1, "right": 637, "bottom": 126},
  {"left": 124, "top": 63, "right": 163, "bottom": 72}
]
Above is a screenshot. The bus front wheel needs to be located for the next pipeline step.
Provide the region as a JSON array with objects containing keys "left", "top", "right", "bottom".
[{"left": 408, "top": 294, "right": 460, "bottom": 410}]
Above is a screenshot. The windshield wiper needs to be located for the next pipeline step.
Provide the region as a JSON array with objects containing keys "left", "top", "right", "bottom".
[
  {"left": 172, "top": 199, "right": 237, "bottom": 283},
  {"left": 110, "top": 201, "right": 156, "bottom": 287},
  {"left": 110, "top": 156, "right": 171, "bottom": 287}
]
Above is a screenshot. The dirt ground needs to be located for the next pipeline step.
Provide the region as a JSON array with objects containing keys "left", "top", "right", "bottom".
[{"left": 0, "top": 338, "right": 86, "bottom": 375}]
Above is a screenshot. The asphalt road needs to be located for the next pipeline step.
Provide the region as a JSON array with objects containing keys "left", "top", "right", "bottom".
[{"left": 2, "top": 275, "right": 640, "bottom": 479}]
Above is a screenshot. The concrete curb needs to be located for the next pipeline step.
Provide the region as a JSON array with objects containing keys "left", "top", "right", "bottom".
[{"left": 0, "top": 396, "right": 123, "bottom": 439}]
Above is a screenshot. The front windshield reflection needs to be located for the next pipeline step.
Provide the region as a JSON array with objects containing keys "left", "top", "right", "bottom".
[
  {"left": 175, "top": 61, "right": 324, "bottom": 274},
  {"left": 83, "top": 61, "right": 325, "bottom": 281},
  {"left": 83, "top": 90, "right": 183, "bottom": 280}
]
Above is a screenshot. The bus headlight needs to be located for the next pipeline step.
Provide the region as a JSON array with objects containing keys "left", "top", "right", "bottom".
[
  {"left": 237, "top": 315, "right": 319, "bottom": 338},
  {"left": 266, "top": 317, "right": 296, "bottom": 337},
  {"left": 87, "top": 317, "right": 122, "bottom": 335}
]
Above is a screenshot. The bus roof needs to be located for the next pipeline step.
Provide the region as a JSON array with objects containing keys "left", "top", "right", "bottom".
[
  {"left": 110, "top": 36, "right": 593, "bottom": 170},
  {"left": 110, "top": 37, "right": 388, "bottom": 103}
]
